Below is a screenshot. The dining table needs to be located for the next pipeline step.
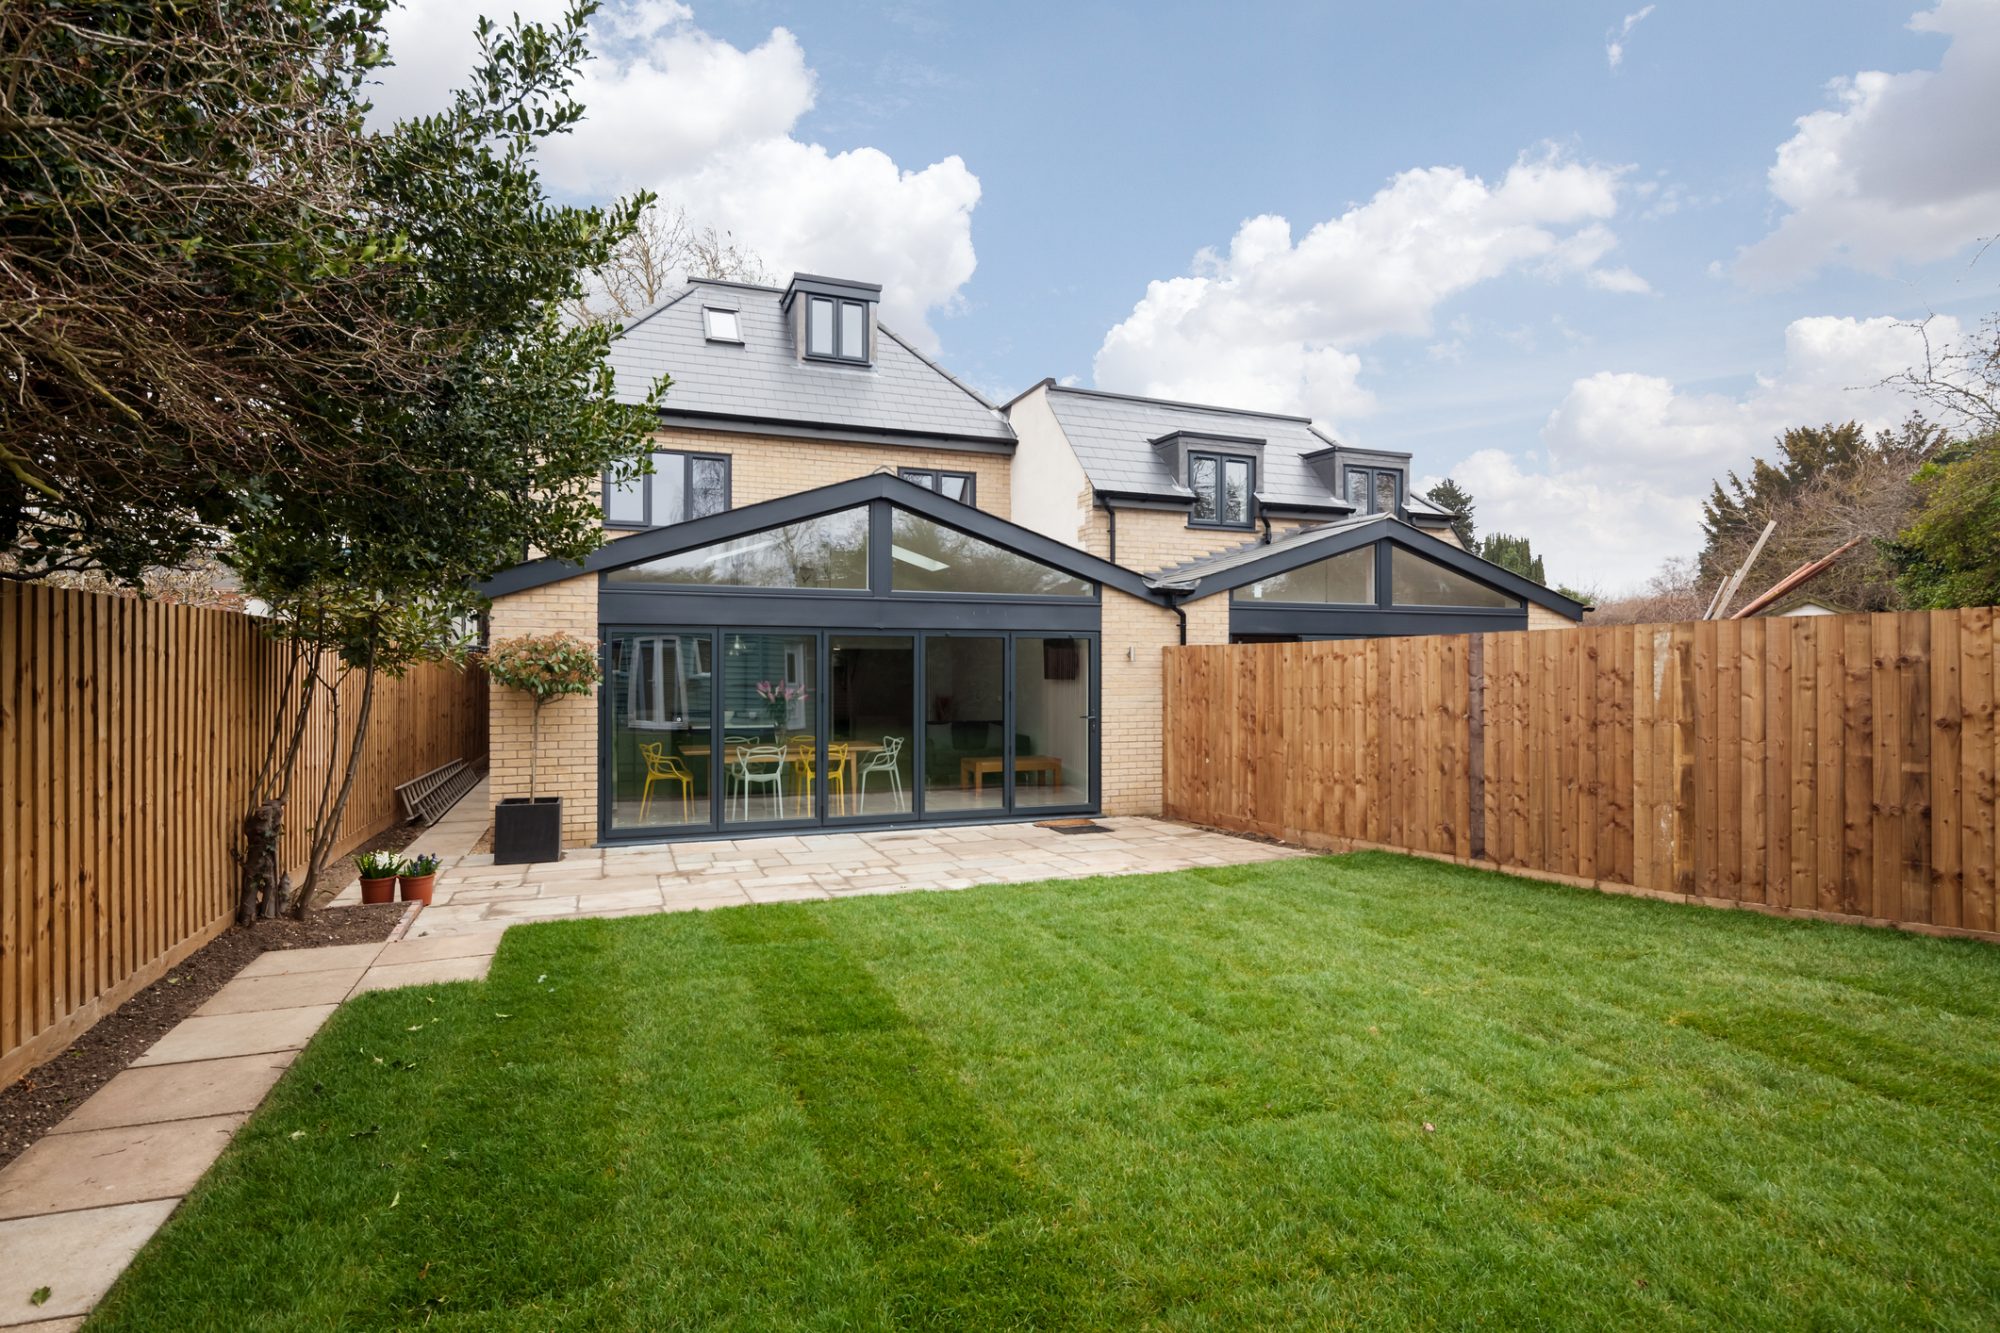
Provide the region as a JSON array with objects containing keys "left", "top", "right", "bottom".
[{"left": 680, "top": 740, "right": 885, "bottom": 816}]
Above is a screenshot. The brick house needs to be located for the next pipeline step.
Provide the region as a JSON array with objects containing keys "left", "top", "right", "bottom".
[{"left": 480, "top": 273, "right": 1582, "bottom": 849}]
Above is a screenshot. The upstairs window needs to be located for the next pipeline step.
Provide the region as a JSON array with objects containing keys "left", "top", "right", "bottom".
[
  {"left": 1345, "top": 467, "right": 1402, "bottom": 516},
  {"left": 898, "top": 468, "right": 977, "bottom": 506},
  {"left": 605, "top": 451, "right": 732, "bottom": 529},
  {"left": 702, "top": 306, "right": 741, "bottom": 343},
  {"left": 1189, "top": 452, "right": 1255, "bottom": 529},
  {"left": 806, "top": 295, "right": 869, "bottom": 362}
]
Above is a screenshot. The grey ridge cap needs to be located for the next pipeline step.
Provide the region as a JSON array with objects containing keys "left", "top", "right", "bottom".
[
  {"left": 479, "top": 471, "right": 1166, "bottom": 604},
  {"left": 1146, "top": 512, "right": 1589, "bottom": 618}
]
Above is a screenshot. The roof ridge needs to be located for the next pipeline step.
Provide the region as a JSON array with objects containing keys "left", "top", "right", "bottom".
[{"left": 617, "top": 285, "right": 702, "bottom": 335}]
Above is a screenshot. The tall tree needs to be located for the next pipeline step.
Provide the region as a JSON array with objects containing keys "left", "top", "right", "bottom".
[
  {"left": 566, "top": 201, "right": 770, "bottom": 324},
  {"left": 1425, "top": 478, "right": 1477, "bottom": 547},
  {"left": 1477, "top": 533, "right": 1545, "bottom": 584},
  {"left": 1697, "top": 417, "right": 1947, "bottom": 612}
]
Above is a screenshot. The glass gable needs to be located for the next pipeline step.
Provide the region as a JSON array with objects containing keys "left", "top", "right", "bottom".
[
  {"left": 611, "top": 506, "right": 869, "bottom": 590},
  {"left": 1391, "top": 546, "right": 1519, "bottom": 608},
  {"left": 1235, "top": 546, "right": 1375, "bottom": 604},
  {"left": 890, "top": 510, "right": 1091, "bottom": 597}
]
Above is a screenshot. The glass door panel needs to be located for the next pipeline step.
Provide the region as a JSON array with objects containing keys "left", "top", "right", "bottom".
[
  {"left": 606, "top": 632, "right": 714, "bottom": 831},
  {"left": 923, "top": 636, "right": 1006, "bottom": 816},
  {"left": 829, "top": 636, "right": 915, "bottom": 820},
  {"left": 1012, "top": 637, "right": 1092, "bottom": 810},
  {"left": 720, "top": 632, "right": 819, "bottom": 826}
]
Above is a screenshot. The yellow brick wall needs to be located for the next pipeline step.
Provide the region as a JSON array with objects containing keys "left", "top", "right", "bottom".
[
  {"left": 1078, "top": 503, "right": 1312, "bottom": 575},
  {"left": 1098, "top": 589, "right": 1230, "bottom": 816},
  {"left": 627, "top": 425, "right": 1013, "bottom": 520},
  {"left": 488, "top": 575, "right": 600, "bottom": 848},
  {"left": 1527, "top": 602, "right": 1581, "bottom": 631}
]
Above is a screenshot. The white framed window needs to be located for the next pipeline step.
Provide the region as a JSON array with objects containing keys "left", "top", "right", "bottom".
[{"left": 702, "top": 306, "right": 741, "bottom": 343}]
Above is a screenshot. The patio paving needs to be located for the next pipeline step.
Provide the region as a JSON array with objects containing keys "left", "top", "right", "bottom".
[{"left": 329, "top": 778, "right": 1307, "bottom": 938}]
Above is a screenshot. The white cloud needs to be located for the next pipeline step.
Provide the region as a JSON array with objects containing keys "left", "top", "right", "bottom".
[
  {"left": 366, "top": 2, "right": 979, "bottom": 349},
  {"left": 1736, "top": 0, "right": 2000, "bottom": 285},
  {"left": 1091, "top": 148, "right": 1639, "bottom": 423},
  {"left": 1445, "top": 314, "right": 1956, "bottom": 591},
  {"left": 1606, "top": 5, "right": 1656, "bottom": 70}
]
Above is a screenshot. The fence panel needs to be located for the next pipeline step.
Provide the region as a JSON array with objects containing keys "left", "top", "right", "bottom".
[
  {"left": 2, "top": 582, "right": 488, "bottom": 1085},
  {"left": 1162, "top": 606, "right": 2000, "bottom": 942}
]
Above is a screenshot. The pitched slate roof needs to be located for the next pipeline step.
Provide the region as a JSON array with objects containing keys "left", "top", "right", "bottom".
[
  {"left": 1034, "top": 384, "right": 1347, "bottom": 508},
  {"left": 605, "top": 278, "right": 1014, "bottom": 445},
  {"left": 1145, "top": 511, "right": 1390, "bottom": 587}
]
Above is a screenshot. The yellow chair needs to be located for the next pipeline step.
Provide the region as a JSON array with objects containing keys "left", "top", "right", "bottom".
[
  {"left": 638, "top": 741, "right": 694, "bottom": 823},
  {"left": 787, "top": 738, "right": 848, "bottom": 816}
]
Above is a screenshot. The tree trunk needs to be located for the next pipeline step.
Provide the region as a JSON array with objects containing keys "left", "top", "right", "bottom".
[
  {"left": 528, "top": 696, "right": 543, "bottom": 799},
  {"left": 296, "top": 660, "right": 374, "bottom": 918},
  {"left": 236, "top": 799, "right": 285, "bottom": 927}
]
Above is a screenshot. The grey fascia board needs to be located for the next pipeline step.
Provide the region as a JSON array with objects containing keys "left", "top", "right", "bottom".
[
  {"left": 480, "top": 472, "right": 1167, "bottom": 604},
  {"left": 1042, "top": 382, "right": 1314, "bottom": 425},
  {"left": 999, "top": 376, "right": 1059, "bottom": 411},
  {"left": 782, "top": 274, "right": 883, "bottom": 309},
  {"left": 1097, "top": 488, "right": 1194, "bottom": 510},
  {"left": 1333, "top": 445, "right": 1415, "bottom": 464},
  {"left": 1148, "top": 429, "right": 1268, "bottom": 450},
  {"left": 652, "top": 407, "right": 1015, "bottom": 451}
]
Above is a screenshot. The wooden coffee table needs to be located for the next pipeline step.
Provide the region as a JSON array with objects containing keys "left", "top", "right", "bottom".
[{"left": 958, "top": 754, "right": 1063, "bottom": 795}]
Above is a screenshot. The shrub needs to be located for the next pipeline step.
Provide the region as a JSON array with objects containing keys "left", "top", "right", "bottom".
[{"left": 485, "top": 633, "right": 603, "bottom": 798}]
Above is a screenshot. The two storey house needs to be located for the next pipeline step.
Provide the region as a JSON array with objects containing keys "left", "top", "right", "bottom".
[{"left": 481, "top": 273, "right": 1583, "bottom": 851}]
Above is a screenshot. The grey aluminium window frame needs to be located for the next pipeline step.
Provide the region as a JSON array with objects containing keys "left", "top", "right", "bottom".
[
  {"left": 897, "top": 467, "right": 977, "bottom": 506},
  {"left": 804, "top": 294, "right": 870, "bottom": 363},
  {"left": 1187, "top": 450, "right": 1256, "bottom": 530},
  {"left": 1343, "top": 465, "right": 1403, "bottom": 516},
  {"left": 603, "top": 451, "right": 733, "bottom": 531}
]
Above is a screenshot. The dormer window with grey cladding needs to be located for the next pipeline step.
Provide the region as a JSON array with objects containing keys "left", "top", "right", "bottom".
[
  {"left": 1151, "top": 430, "right": 1262, "bottom": 530},
  {"left": 1343, "top": 465, "right": 1404, "bottom": 517},
  {"left": 785, "top": 273, "right": 879, "bottom": 366}
]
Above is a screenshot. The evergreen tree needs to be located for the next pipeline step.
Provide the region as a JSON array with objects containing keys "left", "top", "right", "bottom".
[{"left": 1425, "top": 478, "right": 1477, "bottom": 547}]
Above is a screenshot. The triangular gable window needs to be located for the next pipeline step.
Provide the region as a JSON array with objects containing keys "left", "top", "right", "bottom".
[
  {"left": 1389, "top": 546, "right": 1519, "bottom": 609},
  {"left": 1235, "top": 547, "right": 1375, "bottom": 604},
  {"left": 610, "top": 505, "right": 869, "bottom": 590},
  {"left": 890, "top": 509, "right": 1091, "bottom": 597}
]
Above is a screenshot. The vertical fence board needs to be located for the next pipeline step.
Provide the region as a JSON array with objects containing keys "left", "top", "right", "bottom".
[
  {"left": 1162, "top": 607, "right": 2000, "bottom": 943},
  {"left": 3, "top": 584, "right": 488, "bottom": 1087}
]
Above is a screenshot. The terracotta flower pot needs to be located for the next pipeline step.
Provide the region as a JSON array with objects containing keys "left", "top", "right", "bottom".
[
  {"left": 398, "top": 873, "right": 437, "bottom": 906},
  {"left": 359, "top": 875, "right": 398, "bottom": 905}
]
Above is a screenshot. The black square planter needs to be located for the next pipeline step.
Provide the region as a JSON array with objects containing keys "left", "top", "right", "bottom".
[{"left": 493, "top": 796, "right": 563, "bottom": 865}]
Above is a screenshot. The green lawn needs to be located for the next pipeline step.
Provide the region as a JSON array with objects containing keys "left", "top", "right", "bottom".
[{"left": 91, "top": 854, "right": 2000, "bottom": 1330}]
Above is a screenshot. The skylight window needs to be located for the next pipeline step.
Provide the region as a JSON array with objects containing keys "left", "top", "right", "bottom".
[{"left": 702, "top": 306, "right": 741, "bottom": 343}]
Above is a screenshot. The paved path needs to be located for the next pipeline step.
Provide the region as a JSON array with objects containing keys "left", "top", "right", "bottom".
[
  {"left": 334, "top": 778, "right": 1306, "bottom": 937},
  {"left": 0, "top": 932, "right": 501, "bottom": 1328}
]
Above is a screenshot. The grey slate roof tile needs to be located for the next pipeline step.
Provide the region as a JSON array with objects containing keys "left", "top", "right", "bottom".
[{"left": 607, "top": 279, "right": 1013, "bottom": 444}]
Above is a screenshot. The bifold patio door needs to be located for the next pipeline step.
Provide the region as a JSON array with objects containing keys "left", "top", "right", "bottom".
[{"left": 602, "top": 628, "right": 1095, "bottom": 840}]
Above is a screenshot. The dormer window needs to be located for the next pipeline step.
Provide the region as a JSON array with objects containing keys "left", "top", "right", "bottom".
[
  {"left": 806, "top": 295, "right": 868, "bottom": 361},
  {"left": 702, "top": 306, "right": 741, "bottom": 343},
  {"left": 1345, "top": 467, "right": 1402, "bottom": 516},
  {"left": 1189, "top": 451, "right": 1255, "bottom": 529},
  {"left": 785, "top": 273, "right": 880, "bottom": 366}
]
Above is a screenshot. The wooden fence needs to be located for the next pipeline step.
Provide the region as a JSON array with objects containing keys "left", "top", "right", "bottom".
[
  {"left": 1, "top": 581, "right": 488, "bottom": 1085},
  {"left": 1163, "top": 608, "right": 1999, "bottom": 941}
]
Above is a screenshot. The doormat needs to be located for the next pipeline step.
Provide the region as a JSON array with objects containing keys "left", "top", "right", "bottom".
[{"left": 1036, "top": 819, "right": 1113, "bottom": 835}]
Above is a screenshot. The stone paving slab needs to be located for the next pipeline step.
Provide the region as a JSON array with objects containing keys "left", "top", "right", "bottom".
[
  {"left": 194, "top": 967, "right": 366, "bottom": 1016},
  {"left": 52, "top": 1055, "right": 295, "bottom": 1136},
  {"left": 0, "top": 1199, "right": 178, "bottom": 1324},
  {"left": 0, "top": 1116, "right": 245, "bottom": 1220},
  {"left": 372, "top": 933, "right": 499, "bottom": 967},
  {"left": 130, "top": 1005, "right": 337, "bottom": 1067},
  {"left": 350, "top": 954, "right": 493, "bottom": 995},
  {"left": 235, "top": 942, "right": 386, "bottom": 979}
]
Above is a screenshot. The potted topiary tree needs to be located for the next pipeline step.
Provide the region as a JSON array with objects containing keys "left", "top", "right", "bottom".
[{"left": 485, "top": 632, "right": 602, "bottom": 864}]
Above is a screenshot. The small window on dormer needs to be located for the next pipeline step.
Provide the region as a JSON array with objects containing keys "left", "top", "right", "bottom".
[
  {"left": 1345, "top": 466, "right": 1402, "bottom": 516},
  {"left": 805, "top": 294, "right": 869, "bottom": 362},
  {"left": 703, "top": 306, "right": 741, "bottom": 343},
  {"left": 1189, "top": 451, "right": 1254, "bottom": 529}
]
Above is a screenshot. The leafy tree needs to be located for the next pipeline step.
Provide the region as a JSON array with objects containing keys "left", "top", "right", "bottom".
[
  {"left": 1477, "top": 533, "right": 1545, "bottom": 584},
  {"left": 1887, "top": 435, "right": 2000, "bottom": 609},
  {"left": 486, "top": 634, "right": 604, "bottom": 799},
  {"left": 225, "top": 3, "right": 665, "bottom": 917},
  {"left": 2, "top": 0, "right": 408, "bottom": 581},
  {"left": 1425, "top": 478, "right": 1477, "bottom": 547}
]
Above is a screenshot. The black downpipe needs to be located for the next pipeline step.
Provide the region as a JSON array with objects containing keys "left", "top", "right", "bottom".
[
  {"left": 1171, "top": 593, "right": 1187, "bottom": 645},
  {"left": 1100, "top": 492, "right": 1118, "bottom": 565},
  {"left": 1260, "top": 514, "right": 1274, "bottom": 545}
]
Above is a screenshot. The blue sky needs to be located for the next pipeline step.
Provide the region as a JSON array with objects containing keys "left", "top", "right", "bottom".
[{"left": 374, "top": 1, "right": 2000, "bottom": 590}]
